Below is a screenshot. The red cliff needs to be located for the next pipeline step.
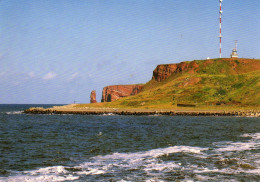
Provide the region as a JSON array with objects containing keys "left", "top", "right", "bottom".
[
  {"left": 101, "top": 84, "right": 144, "bottom": 102},
  {"left": 152, "top": 58, "right": 260, "bottom": 82},
  {"left": 152, "top": 61, "right": 199, "bottom": 82},
  {"left": 90, "top": 90, "right": 97, "bottom": 103}
]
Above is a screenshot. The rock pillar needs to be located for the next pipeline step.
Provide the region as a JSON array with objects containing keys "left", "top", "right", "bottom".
[{"left": 90, "top": 90, "right": 97, "bottom": 103}]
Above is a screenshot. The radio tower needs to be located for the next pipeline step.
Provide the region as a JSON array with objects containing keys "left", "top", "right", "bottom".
[{"left": 219, "top": 0, "right": 223, "bottom": 58}]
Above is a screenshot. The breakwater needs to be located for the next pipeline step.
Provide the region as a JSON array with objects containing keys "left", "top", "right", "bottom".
[{"left": 24, "top": 107, "right": 260, "bottom": 117}]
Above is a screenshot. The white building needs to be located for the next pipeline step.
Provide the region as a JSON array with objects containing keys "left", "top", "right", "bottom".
[{"left": 231, "top": 40, "right": 238, "bottom": 58}]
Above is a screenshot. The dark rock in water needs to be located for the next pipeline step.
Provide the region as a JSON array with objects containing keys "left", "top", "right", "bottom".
[
  {"left": 90, "top": 90, "right": 97, "bottom": 103},
  {"left": 65, "top": 167, "right": 83, "bottom": 172},
  {"left": 215, "top": 158, "right": 238, "bottom": 168},
  {"left": 0, "top": 169, "right": 9, "bottom": 176},
  {"left": 239, "top": 163, "right": 256, "bottom": 169}
]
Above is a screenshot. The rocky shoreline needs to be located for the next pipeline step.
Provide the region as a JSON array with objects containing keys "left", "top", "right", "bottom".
[{"left": 24, "top": 107, "right": 260, "bottom": 117}]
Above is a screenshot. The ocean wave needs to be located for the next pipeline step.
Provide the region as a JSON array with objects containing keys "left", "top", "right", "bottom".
[
  {"left": 76, "top": 145, "right": 207, "bottom": 176},
  {"left": 241, "top": 133, "right": 260, "bottom": 140},
  {"left": 0, "top": 146, "right": 207, "bottom": 182},
  {"left": 191, "top": 133, "right": 260, "bottom": 179},
  {"left": 102, "top": 113, "right": 115, "bottom": 116},
  {"left": 0, "top": 166, "right": 79, "bottom": 182},
  {"left": 1, "top": 133, "right": 260, "bottom": 181},
  {"left": 214, "top": 133, "right": 260, "bottom": 152},
  {"left": 5, "top": 111, "right": 24, "bottom": 115}
]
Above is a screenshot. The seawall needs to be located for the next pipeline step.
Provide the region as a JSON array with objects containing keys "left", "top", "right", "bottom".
[{"left": 24, "top": 107, "right": 260, "bottom": 117}]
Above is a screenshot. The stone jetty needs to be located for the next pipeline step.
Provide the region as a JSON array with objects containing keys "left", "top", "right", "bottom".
[{"left": 24, "top": 106, "right": 260, "bottom": 117}]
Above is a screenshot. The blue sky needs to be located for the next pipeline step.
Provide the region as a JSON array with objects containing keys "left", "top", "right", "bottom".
[{"left": 0, "top": 0, "right": 260, "bottom": 104}]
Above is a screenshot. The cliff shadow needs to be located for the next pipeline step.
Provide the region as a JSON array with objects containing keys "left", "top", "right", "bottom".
[{"left": 107, "top": 94, "right": 112, "bottom": 102}]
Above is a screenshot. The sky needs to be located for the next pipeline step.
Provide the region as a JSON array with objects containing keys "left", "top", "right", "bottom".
[{"left": 0, "top": 0, "right": 260, "bottom": 104}]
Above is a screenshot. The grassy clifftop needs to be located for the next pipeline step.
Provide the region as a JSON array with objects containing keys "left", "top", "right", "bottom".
[{"left": 98, "top": 58, "right": 260, "bottom": 109}]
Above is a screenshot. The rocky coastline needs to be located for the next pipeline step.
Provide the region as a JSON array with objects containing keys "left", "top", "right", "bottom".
[{"left": 24, "top": 106, "right": 260, "bottom": 117}]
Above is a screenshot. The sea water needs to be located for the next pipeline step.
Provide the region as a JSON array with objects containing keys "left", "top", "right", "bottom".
[{"left": 0, "top": 104, "right": 259, "bottom": 181}]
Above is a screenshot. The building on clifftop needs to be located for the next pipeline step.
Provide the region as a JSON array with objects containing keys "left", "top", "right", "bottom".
[{"left": 231, "top": 40, "right": 238, "bottom": 58}]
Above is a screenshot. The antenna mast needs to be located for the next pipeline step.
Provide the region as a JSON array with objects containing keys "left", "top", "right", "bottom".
[{"left": 219, "top": 0, "right": 223, "bottom": 58}]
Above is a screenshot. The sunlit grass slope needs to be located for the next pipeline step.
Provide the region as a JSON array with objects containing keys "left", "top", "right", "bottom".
[{"left": 80, "top": 58, "right": 260, "bottom": 109}]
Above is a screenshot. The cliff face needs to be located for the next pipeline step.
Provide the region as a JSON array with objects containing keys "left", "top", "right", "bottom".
[
  {"left": 152, "top": 61, "right": 199, "bottom": 82},
  {"left": 152, "top": 58, "right": 260, "bottom": 82},
  {"left": 101, "top": 84, "right": 144, "bottom": 102},
  {"left": 98, "top": 58, "right": 260, "bottom": 107},
  {"left": 117, "top": 58, "right": 260, "bottom": 108}
]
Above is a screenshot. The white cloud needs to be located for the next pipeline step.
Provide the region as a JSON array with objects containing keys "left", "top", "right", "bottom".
[
  {"left": 68, "top": 72, "right": 80, "bottom": 81},
  {"left": 88, "top": 73, "right": 93, "bottom": 78},
  {"left": 43, "top": 72, "right": 57, "bottom": 80},
  {"left": 28, "top": 72, "right": 35, "bottom": 78},
  {"left": 71, "top": 72, "right": 79, "bottom": 79}
]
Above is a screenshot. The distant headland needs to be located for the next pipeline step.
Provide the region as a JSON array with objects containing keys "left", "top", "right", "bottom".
[{"left": 25, "top": 58, "right": 260, "bottom": 116}]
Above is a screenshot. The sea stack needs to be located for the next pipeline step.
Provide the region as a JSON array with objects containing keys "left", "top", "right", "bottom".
[{"left": 90, "top": 90, "right": 97, "bottom": 103}]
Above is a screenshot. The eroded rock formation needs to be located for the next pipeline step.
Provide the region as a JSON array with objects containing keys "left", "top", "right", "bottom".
[
  {"left": 101, "top": 84, "right": 144, "bottom": 102},
  {"left": 152, "top": 61, "right": 199, "bottom": 82},
  {"left": 90, "top": 90, "right": 97, "bottom": 103}
]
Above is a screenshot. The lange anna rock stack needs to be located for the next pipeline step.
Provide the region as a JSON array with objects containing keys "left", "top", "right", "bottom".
[{"left": 90, "top": 90, "right": 97, "bottom": 103}]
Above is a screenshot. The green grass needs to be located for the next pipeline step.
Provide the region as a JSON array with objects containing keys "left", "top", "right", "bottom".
[{"left": 80, "top": 58, "right": 260, "bottom": 109}]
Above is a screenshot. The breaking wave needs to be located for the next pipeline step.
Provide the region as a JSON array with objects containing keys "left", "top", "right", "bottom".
[
  {"left": 1, "top": 134, "right": 260, "bottom": 182},
  {"left": 5, "top": 111, "right": 24, "bottom": 115}
]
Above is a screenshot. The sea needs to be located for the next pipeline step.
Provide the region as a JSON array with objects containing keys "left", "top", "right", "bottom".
[{"left": 0, "top": 104, "right": 259, "bottom": 182}]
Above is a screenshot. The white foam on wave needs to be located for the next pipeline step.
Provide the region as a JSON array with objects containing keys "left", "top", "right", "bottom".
[
  {"left": 23, "top": 166, "right": 67, "bottom": 175},
  {"left": 0, "top": 146, "right": 207, "bottom": 181},
  {"left": 2, "top": 133, "right": 260, "bottom": 181},
  {"left": 216, "top": 142, "right": 257, "bottom": 152},
  {"left": 81, "top": 146, "right": 206, "bottom": 165},
  {"left": 102, "top": 113, "right": 115, "bottom": 116},
  {"left": 78, "top": 145, "right": 207, "bottom": 175},
  {"left": 241, "top": 133, "right": 260, "bottom": 140},
  {"left": 0, "top": 166, "right": 79, "bottom": 182},
  {"left": 215, "top": 133, "right": 260, "bottom": 152},
  {"left": 5, "top": 111, "right": 23, "bottom": 115},
  {"left": 194, "top": 166, "right": 260, "bottom": 176},
  {"left": 99, "top": 145, "right": 206, "bottom": 160},
  {"left": 144, "top": 162, "right": 181, "bottom": 172},
  {"left": 192, "top": 133, "right": 260, "bottom": 177}
]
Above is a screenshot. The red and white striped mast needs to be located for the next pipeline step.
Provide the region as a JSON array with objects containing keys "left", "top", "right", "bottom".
[{"left": 219, "top": 0, "right": 223, "bottom": 58}]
